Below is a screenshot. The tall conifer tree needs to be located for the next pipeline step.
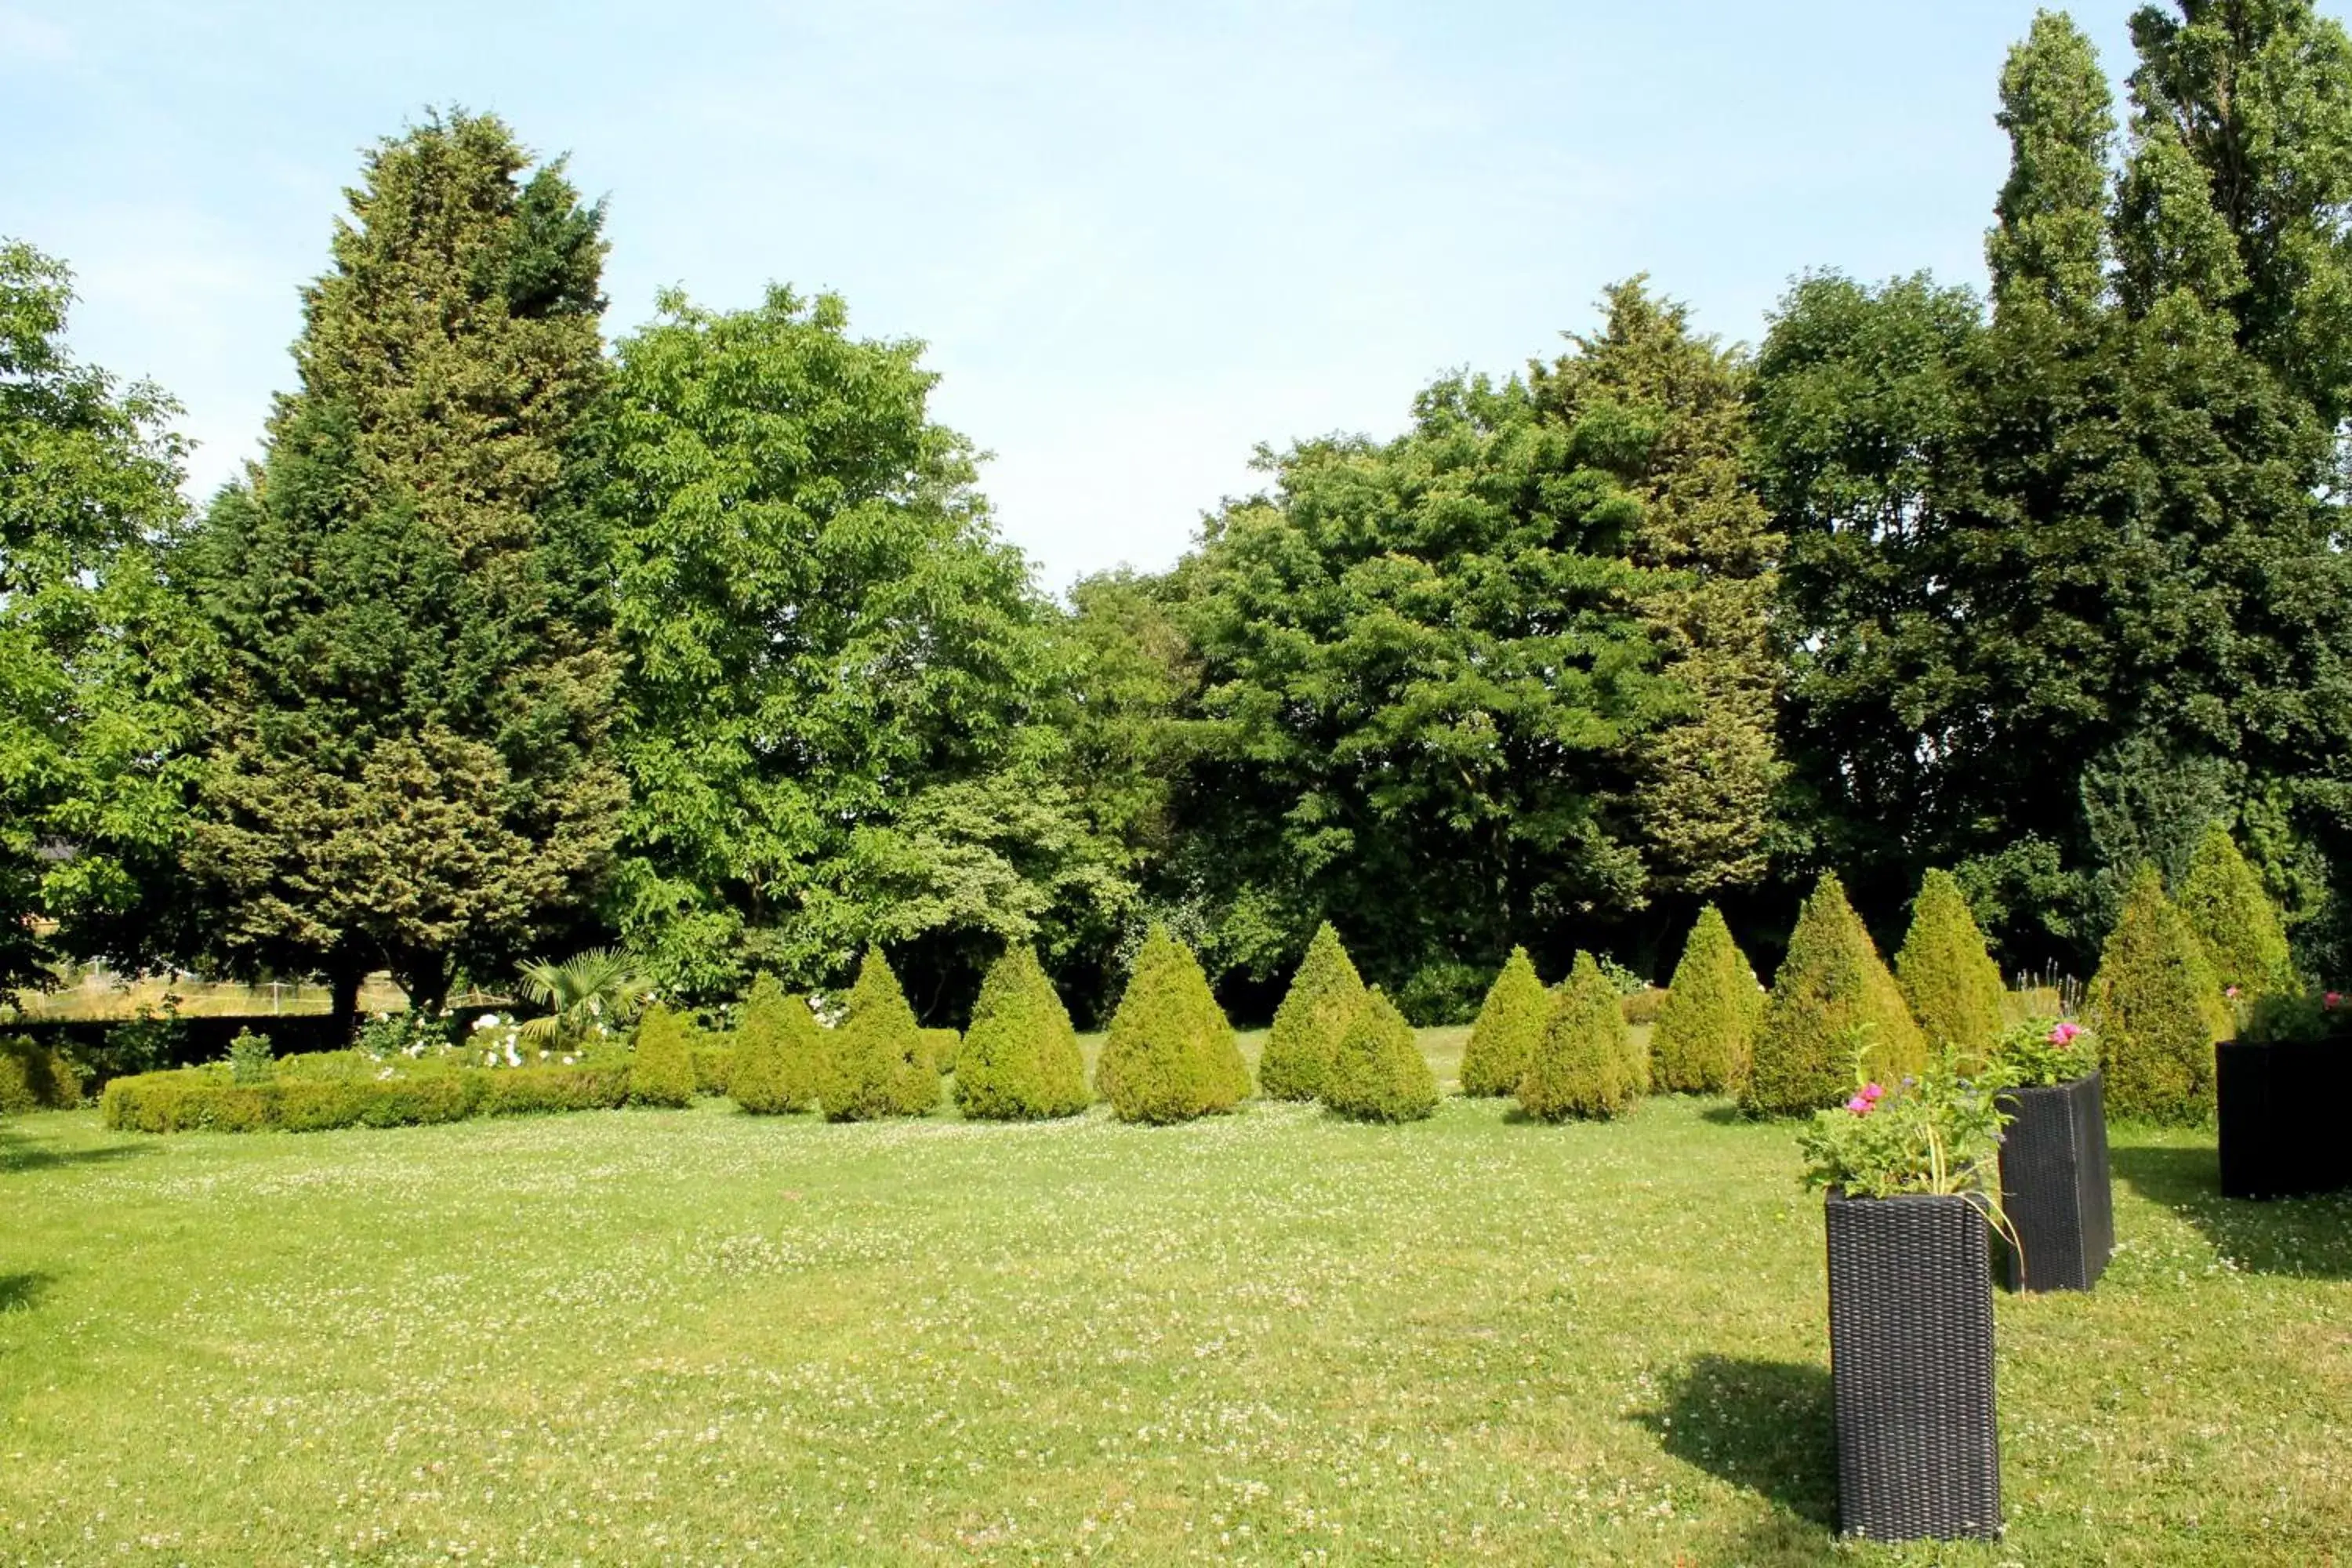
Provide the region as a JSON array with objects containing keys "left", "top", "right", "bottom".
[{"left": 182, "top": 111, "right": 622, "bottom": 1022}]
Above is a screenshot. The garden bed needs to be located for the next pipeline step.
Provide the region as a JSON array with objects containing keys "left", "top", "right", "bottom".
[{"left": 101, "top": 1053, "right": 632, "bottom": 1133}]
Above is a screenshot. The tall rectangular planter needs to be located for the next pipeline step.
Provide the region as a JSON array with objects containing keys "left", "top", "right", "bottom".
[
  {"left": 1994, "top": 1070, "right": 2112, "bottom": 1293},
  {"left": 1825, "top": 1190, "right": 2002, "bottom": 1542},
  {"left": 2217, "top": 1040, "right": 2352, "bottom": 1200}
]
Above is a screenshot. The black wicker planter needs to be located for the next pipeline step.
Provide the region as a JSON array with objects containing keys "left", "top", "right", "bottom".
[
  {"left": 2217, "top": 1040, "right": 2352, "bottom": 1200},
  {"left": 1994, "top": 1070, "right": 2113, "bottom": 1293},
  {"left": 1825, "top": 1190, "right": 2001, "bottom": 1542}
]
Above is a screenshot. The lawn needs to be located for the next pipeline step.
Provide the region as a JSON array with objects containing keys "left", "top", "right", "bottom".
[{"left": 2, "top": 1031, "right": 2346, "bottom": 1566}]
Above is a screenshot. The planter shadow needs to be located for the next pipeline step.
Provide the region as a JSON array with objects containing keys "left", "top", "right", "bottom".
[
  {"left": 0, "top": 1130, "right": 153, "bottom": 1175},
  {"left": 2112, "top": 1142, "right": 2352, "bottom": 1281},
  {"left": 1635, "top": 1354, "right": 1837, "bottom": 1529},
  {"left": 0, "top": 1272, "right": 53, "bottom": 1312}
]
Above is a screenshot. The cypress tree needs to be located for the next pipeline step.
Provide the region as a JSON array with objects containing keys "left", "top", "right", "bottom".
[
  {"left": 1460, "top": 947, "right": 1551, "bottom": 1097},
  {"left": 1095, "top": 927, "right": 1247, "bottom": 1123},
  {"left": 181, "top": 111, "right": 622, "bottom": 1024},
  {"left": 1518, "top": 952, "right": 1634, "bottom": 1121},
  {"left": 1743, "top": 873, "right": 1927, "bottom": 1117},
  {"left": 2177, "top": 825, "right": 2296, "bottom": 1001},
  {"left": 818, "top": 948, "right": 938, "bottom": 1121},
  {"left": 729, "top": 973, "right": 820, "bottom": 1114},
  {"left": 954, "top": 946, "right": 1090, "bottom": 1121},
  {"left": 629, "top": 1004, "right": 698, "bottom": 1108},
  {"left": 1323, "top": 987, "right": 1437, "bottom": 1123},
  {"left": 1895, "top": 869, "right": 2009, "bottom": 1066},
  {"left": 1650, "top": 905, "right": 1763, "bottom": 1094},
  {"left": 1257, "top": 922, "right": 1365, "bottom": 1101},
  {"left": 2087, "top": 865, "right": 2230, "bottom": 1123}
]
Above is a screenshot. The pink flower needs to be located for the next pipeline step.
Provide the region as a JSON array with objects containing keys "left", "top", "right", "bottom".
[
  {"left": 2328, "top": 992, "right": 2343, "bottom": 1011},
  {"left": 1861, "top": 1081, "right": 1886, "bottom": 1102},
  {"left": 2225, "top": 985, "right": 2241, "bottom": 1000},
  {"left": 1846, "top": 1095, "right": 1873, "bottom": 1116},
  {"left": 2049, "top": 1022, "right": 2083, "bottom": 1045}
]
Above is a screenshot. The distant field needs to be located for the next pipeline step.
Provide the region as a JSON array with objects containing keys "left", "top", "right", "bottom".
[
  {"left": 2, "top": 1025, "right": 2343, "bottom": 1566},
  {"left": 10, "top": 973, "right": 415, "bottom": 1021}
]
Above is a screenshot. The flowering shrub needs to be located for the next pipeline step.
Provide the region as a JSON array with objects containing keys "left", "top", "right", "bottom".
[
  {"left": 1796, "top": 1037, "right": 2014, "bottom": 1200},
  {"left": 1989, "top": 1016, "right": 2097, "bottom": 1087},
  {"left": 2239, "top": 985, "right": 2352, "bottom": 1045}
]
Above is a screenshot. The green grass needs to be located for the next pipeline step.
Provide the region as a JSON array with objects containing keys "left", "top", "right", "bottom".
[{"left": 2, "top": 1031, "right": 2345, "bottom": 1565}]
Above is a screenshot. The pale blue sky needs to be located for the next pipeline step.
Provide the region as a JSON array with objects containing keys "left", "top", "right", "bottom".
[{"left": 5, "top": 2, "right": 2303, "bottom": 587}]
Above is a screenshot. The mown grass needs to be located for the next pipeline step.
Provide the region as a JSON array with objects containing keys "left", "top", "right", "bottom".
[{"left": 1, "top": 1031, "right": 2344, "bottom": 1566}]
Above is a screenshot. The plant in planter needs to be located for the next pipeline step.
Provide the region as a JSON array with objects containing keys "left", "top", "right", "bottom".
[
  {"left": 2216, "top": 985, "right": 2352, "bottom": 1200},
  {"left": 1797, "top": 1042, "right": 2012, "bottom": 1543},
  {"left": 1987, "top": 1018, "right": 2111, "bottom": 1292}
]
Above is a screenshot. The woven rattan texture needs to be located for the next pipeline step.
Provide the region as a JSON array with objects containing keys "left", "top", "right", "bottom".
[
  {"left": 1826, "top": 1193, "right": 2002, "bottom": 1541},
  {"left": 2218, "top": 1041, "right": 2352, "bottom": 1200},
  {"left": 1996, "top": 1071, "right": 2113, "bottom": 1292}
]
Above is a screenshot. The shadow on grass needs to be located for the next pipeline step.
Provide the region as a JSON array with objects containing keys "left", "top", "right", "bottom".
[
  {"left": 0, "top": 1128, "right": 154, "bottom": 1176},
  {"left": 2113, "top": 1142, "right": 2352, "bottom": 1281},
  {"left": 1635, "top": 1354, "right": 1838, "bottom": 1530},
  {"left": 0, "top": 1272, "right": 53, "bottom": 1312}
]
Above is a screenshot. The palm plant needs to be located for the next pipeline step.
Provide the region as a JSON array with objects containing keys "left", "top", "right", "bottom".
[{"left": 516, "top": 948, "right": 653, "bottom": 1046}]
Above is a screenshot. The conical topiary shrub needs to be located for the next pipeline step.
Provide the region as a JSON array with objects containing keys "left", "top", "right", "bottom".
[
  {"left": 818, "top": 949, "right": 940, "bottom": 1122},
  {"left": 1743, "top": 873, "right": 1927, "bottom": 1117},
  {"left": 1651, "top": 906, "right": 1764, "bottom": 1094},
  {"left": 2087, "top": 865, "right": 2231, "bottom": 1123},
  {"left": 1460, "top": 946, "right": 1551, "bottom": 1097},
  {"left": 1895, "top": 869, "right": 2007, "bottom": 1067},
  {"left": 1095, "top": 926, "right": 1247, "bottom": 1123},
  {"left": 1257, "top": 922, "right": 1367, "bottom": 1101},
  {"left": 730, "top": 973, "right": 822, "bottom": 1114},
  {"left": 1323, "top": 987, "right": 1438, "bottom": 1122},
  {"left": 954, "top": 946, "right": 1091, "bottom": 1120},
  {"left": 629, "top": 1004, "right": 699, "bottom": 1108},
  {"left": 1517, "top": 951, "right": 1635, "bottom": 1120},
  {"left": 2177, "top": 825, "right": 2296, "bottom": 1003}
]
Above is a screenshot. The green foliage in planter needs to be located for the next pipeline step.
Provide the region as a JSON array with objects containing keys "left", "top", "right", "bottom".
[
  {"left": 100, "top": 1059, "right": 631, "bottom": 1133},
  {"left": 730, "top": 974, "right": 821, "bottom": 1114},
  {"left": 2240, "top": 986, "right": 2352, "bottom": 1044},
  {"left": 953, "top": 946, "right": 1090, "bottom": 1121},
  {"left": 1460, "top": 947, "right": 1550, "bottom": 1097},
  {"left": 1258, "top": 922, "right": 1366, "bottom": 1102},
  {"left": 1651, "top": 906, "right": 1762, "bottom": 1094},
  {"left": 1323, "top": 988, "right": 1437, "bottom": 1123},
  {"left": 921, "top": 1028, "right": 961, "bottom": 1076},
  {"left": 1518, "top": 952, "right": 1635, "bottom": 1121},
  {"left": 1744, "top": 873, "right": 1926, "bottom": 1117},
  {"left": 1895, "top": 868, "right": 2007, "bottom": 1066},
  {"left": 0, "top": 1036, "right": 83, "bottom": 1113},
  {"left": 1095, "top": 926, "right": 1246, "bottom": 1123},
  {"left": 818, "top": 949, "right": 938, "bottom": 1121},
  {"left": 2178, "top": 825, "right": 2296, "bottom": 1001},
  {"left": 628, "top": 1004, "right": 699, "bottom": 1108},
  {"left": 2087, "top": 866, "right": 2230, "bottom": 1123}
]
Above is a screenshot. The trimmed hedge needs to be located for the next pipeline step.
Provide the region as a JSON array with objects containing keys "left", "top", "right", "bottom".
[
  {"left": 1258, "top": 922, "right": 1366, "bottom": 1102},
  {"left": 1519, "top": 952, "right": 1635, "bottom": 1120},
  {"left": 1323, "top": 988, "right": 1437, "bottom": 1123},
  {"left": 0, "top": 1036, "right": 85, "bottom": 1113},
  {"left": 629, "top": 1005, "right": 700, "bottom": 1108},
  {"left": 2178, "top": 825, "right": 2296, "bottom": 1001},
  {"left": 954, "top": 946, "right": 1091, "bottom": 1121},
  {"left": 1460, "top": 947, "right": 1550, "bottom": 1098},
  {"left": 1895, "top": 869, "right": 2006, "bottom": 1066},
  {"left": 818, "top": 949, "right": 939, "bottom": 1121},
  {"left": 1744, "top": 873, "right": 1926, "bottom": 1117},
  {"left": 1096, "top": 926, "right": 1247, "bottom": 1123},
  {"left": 2088, "top": 865, "right": 2230, "bottom": 1123},
  {"left": 1651, "top": 905, "right": 1762, "bottom": 1094},
  {"left": 692, "top": 1044, "right": 736, "bottom": 1096},
  {"left": 102, "top": 1060, "right": 630, "bottom": 1134},
  {"left": 729, "top": 974, "right": 822, "bottom": 1114}
]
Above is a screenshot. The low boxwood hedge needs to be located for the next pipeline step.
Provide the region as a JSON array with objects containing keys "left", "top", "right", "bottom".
[{"left": 102, "top": 1057, "right": 632, "bottom": 1134}]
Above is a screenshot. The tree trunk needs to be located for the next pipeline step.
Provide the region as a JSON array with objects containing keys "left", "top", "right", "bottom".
[
  {"left": 394, "top": 950, "right": 452, "bottom": 1019},
  {"left": 328, "top": 962, "right": 365, "bottom": 1041}
]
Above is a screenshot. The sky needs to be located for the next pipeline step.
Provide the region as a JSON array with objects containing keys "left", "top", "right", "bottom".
[{"left": 4, "top": 1, "right": 2299, "bottom": 590}]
